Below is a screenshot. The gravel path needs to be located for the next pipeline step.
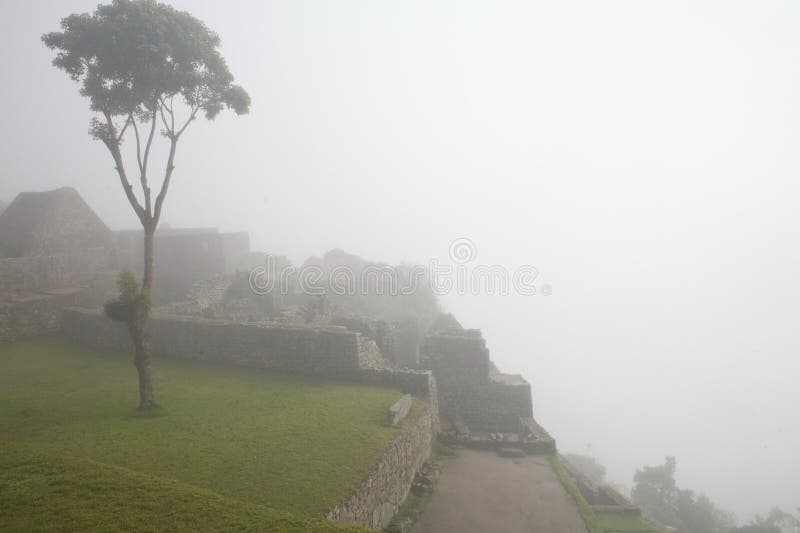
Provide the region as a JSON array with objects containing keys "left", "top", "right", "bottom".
[{"left": 412, "top": 449, "right": 588, "bottom": 533}]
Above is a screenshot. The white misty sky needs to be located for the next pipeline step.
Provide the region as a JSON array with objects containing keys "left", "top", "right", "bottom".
[{"left": 2, "top": 0, "right": 799, "bottom": 520}]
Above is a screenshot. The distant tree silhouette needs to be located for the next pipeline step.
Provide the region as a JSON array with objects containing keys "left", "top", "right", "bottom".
[
  {"left": 731, "top": 508, "right": 800, "bottom": 533},
  {"left": 632, "top": 456, "right": 733, "bottom": 533}
]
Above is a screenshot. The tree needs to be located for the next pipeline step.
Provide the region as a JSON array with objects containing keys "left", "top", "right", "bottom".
[
  {"left": 43, "top": 0, "right": 250, "bottom": 408},
  {"left": 732, "top": 524, "right": 781, "bottom": 533},
  {"left": 632, "top": 456, "right": 679, "bottom": 509},
  {"left": 562, "top": 453, "right": 606, "bottom": 486},
  {"left": 732, "top": 508, "right": 800, "bottom": 533},
  {"left": 632, "top": 457, "right": 733, "bottom": 533},
  {"left": 677, "top": 491, "right": 734, "bottom": 533}
]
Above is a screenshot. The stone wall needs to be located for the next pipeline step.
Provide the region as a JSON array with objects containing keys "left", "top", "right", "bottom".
[
  {"left": 357, "top": 336, "right": 385, "bottom": 370},
  {"left": 157, "top": 276, "right": 232, "bottom": 318},
  {"left": 358, "top": 368, "right": 434, "bottom": 399},
  {"left": 0, "top": 248, "right": 116, "bottom": 344},
  {"left": 422, "top": 329, "right": 533, "bottom": 432},
  {"left": 358, "top": 368, "right": 439, "bottom": 432},
  {"left": 325, "top": 398, "right": 436, "bottom": 530},
  {"left": 459, "top": 375, "right": 533, "bottom": 431},
  {"left": 422, "top": 329, "right": 490, "bottom": 424},
  {"left": 63, "top": 307, "right": 438, "bottom": 404},
  {"left": 114, "top": 230, "right": 251, "bottom": 304},
  {"left": 64, "top": 308, "right": 369, "bottom": 378},
  {"left": 0, "top": 289, "right": 102, "bottom": 343},
  {"left": 0, "top": 248, "right": 112, "bottom": 300},
  {"left": 63, "top": 308, "right": 441, "bottom": 404},
  {"left": 187, "top": 275, "right": 230, "bottom": 311},
  {"left": 0, "top": 187, "right": 113, "bottom": 258}
]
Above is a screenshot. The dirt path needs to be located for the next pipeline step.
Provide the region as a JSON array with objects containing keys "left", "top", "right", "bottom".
[{"left": 412, "top": 449, "right": 588, "bottom": 533}]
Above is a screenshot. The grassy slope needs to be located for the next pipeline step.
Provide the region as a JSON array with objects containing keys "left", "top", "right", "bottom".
[
  {"left": 0, "top": 442, "right": 361, "bottom": 533},
  {"left": 0, "top": 339, "right": 404, "bottom": 518},
  {"left": 550, "top": 455, "right": 657, "bottom": 533},
  {"left": 595, "top": 512, "right": 659, "bottom": 533}
]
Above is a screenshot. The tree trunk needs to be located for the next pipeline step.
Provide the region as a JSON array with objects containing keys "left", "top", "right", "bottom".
[{"left": 129, "top": 223, "right": 157, "bottom": 409}]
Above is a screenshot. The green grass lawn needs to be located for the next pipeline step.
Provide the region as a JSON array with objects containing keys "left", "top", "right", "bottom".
[
  {"left": 0, "top": 442, "right": 358, "bottom": 532},
  {"left": 0, "top": 338, "right": 410, "bottom": 530},
  {"left": 595, "top": 512, "right": 658, "bottom": 533}
]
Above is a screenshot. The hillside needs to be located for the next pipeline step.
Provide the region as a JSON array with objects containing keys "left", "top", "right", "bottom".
[
  {"left": 0, "top": 442, "right": 363, "bottom": 533},
  {"left": 0, "top": 339, "right": 410, "bottom": 529}
]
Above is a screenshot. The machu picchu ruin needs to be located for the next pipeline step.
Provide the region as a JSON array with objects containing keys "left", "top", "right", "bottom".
[
  {"left": 2, "top": 1, "right": 798, "bottom": 532},
  {"left": 0, "top": 186, "right": 567, "bottom": 531}
]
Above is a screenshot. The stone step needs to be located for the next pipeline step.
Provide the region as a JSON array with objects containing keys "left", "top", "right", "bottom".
[{"left": 497, "top": 447, "right": 526, "bottom": 458}]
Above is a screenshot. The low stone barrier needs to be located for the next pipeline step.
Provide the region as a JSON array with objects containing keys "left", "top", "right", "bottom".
[
  {"left": 63, "top": 307, "right": 365, "bottom": 378},
  {"left": 326, "top": 399, "right": 435, "bottom": 530},
  {"left": 0, "top": 248, "right": 111, "bottom": 300},
  {"left": 357, "top": 368, "right": 439, "bottom": 432},
  {"left": 0, "top": 289, "right": 96, "bottom": 343},
  {"left": 64, "top": 306, "right": 440, "bottom": 399}
]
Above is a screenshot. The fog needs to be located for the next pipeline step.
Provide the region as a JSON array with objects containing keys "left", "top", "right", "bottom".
[{"left": 3, "top": 0, "right": 799, "bottom": 521}]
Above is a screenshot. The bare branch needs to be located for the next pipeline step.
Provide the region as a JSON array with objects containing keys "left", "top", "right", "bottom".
[
  {"left": 153, "top": 136, "right": 177, "bottom": 225},
  {"left": 140, "top": 107, "right": 158, "bottom": 214},
  {"left": 157, "top": 95, "right": 177, "bottom": 138},
  {"left": 158, "top": 103, "right": 173, "bottom": 138},
  {"left": 167, "top": 96, "right": 175, "bottom": 131},
  {"left": 158, "top": 95, "right": 174, "bottom": 115},
  {"left": 175, "top": 105, "right": 201, "bottom": 139},
  {"left": 102, "top": 111, "right": 146, "bottom": 224},
  {"left": 131, "top": 115, "right": 144, "bottom": 175},
  {"left": 116, "top": 114, "right": 132, "bottom": 143}
]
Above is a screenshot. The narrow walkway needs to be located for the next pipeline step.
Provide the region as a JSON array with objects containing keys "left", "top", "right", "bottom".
[{"left": 412, "top": 449, "right": 588, "bottom": 533}]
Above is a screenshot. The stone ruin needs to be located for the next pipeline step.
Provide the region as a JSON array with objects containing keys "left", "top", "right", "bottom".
[
  {"left": 0, "top": 187, "right": 554, "bottom": 443},
  {"left": 0, "top": 186, "right": 557, "bottom": 528},
  {"left": 0, "top": 188, "right": 553, "bottom": 449},
  {"left": 420, "top": 321, "right": 555, "bottom": 453},
  {"left": 0, "top": 188, "right": 117, "bottom": 342},
  {"left": 114, "top": 226, "right": 253, "bottom": 304},
  {"left": 0, "top": 187, "right": 112, "bottom": 258},
  {"left": 0, "top": 188, "right": 255, "bottom": 342},
  {"left": 561, "top": 458, "right": 647, "bottom": 521}
]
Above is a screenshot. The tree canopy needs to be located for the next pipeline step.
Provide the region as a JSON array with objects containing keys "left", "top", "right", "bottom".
[
  {"left": 631, "top": 457, "right": 734, "bottom": 533},
  {"left": 43, "top": 0, "right": 249, "bottom": 120},
  {"left": 42, "top": 0, "right": 250, "bottom": 226}
]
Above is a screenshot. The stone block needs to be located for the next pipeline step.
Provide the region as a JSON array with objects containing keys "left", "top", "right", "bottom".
[{"left": 388, "top": 394, "right": 413, "bottom": 426}]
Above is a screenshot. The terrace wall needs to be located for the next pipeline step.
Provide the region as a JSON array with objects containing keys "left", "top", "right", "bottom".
[
  {"left": 0, "top": 289, "right": 88, "bottom": 343},
  {"left": 0, "top": 248, "right": 112, "bottom": 300},
  {"left": 0, "top": 249, "right": 115, "bottom": 344},
  {"left": 63, "top": 308, "right": 366, "bottom": 378},
  {"left": 114, "top": 230, "right": 251, "bottom": 304},
  {"left": 62, "top": 308, "right": 439, "bottom": 403},
  {"left": 325, "top": 398, "right": 436, "bottom": 530},
  {"left": 422, "top": 329, "right": 533, "bottom": 432}
]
